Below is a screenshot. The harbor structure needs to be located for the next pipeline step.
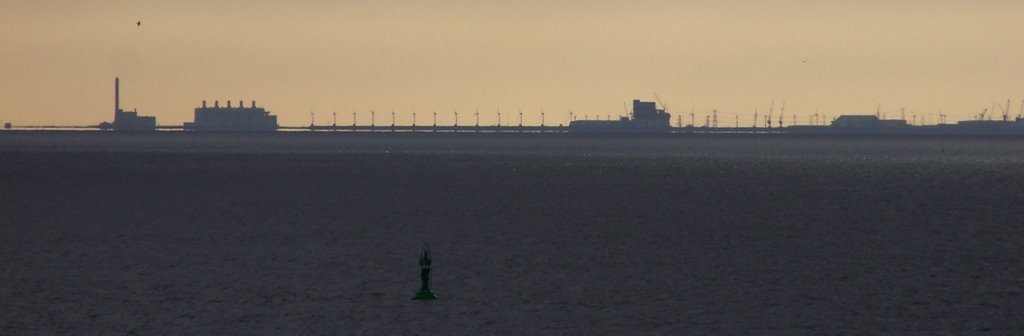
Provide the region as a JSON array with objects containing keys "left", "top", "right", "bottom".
[
  {"left": 568, "top": 99, "right": 671, "bottom": 132},
  {"left": 829, "top": 115, "right": 908, "bottom": 129},
  {"left": 183, "top": 100, "right": 278, "bottom": 131},
  {"left": 100, "top": 77, "right": 156, "bottom": 131},
  {"left": 788, "top": 114, "right": 1024, "bottom": 134}
]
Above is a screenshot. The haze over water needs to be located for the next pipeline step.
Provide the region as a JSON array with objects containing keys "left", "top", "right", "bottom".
[
  {"left": 4, "top": 1, "right": 1024, "bottom": 333},
  {"left": 3, "top": 1, "right": 1024, "bottom": 126}
]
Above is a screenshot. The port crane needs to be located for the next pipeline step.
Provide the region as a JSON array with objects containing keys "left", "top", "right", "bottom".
[
  {"left": 999, "top": 99, "right": 1010, "bottom": 122},
  {"left": 1019, "top": 99, "right": 1024, "bottom": 120},
  {"left": 778, "top": 100, "right": 786, "bottom": 128},
  {"left": 653, "top": 93, "right": 668, "bottom": 111}
]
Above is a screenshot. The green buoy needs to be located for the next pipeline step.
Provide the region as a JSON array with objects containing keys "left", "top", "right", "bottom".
[{"left": 412, "top": 245, "right": 437, "bottom": 300}]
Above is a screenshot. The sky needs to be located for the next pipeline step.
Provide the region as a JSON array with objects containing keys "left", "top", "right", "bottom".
[{"left": 2, "top": 0, "right": 1024, "bottom": 126}]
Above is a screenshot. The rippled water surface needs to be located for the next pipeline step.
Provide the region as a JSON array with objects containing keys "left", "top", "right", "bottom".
[{"left": 2, "top": 132, "right": 1023, "bottom": 334}]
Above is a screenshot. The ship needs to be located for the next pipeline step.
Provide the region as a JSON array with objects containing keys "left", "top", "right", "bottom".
[
  {"left": 183, "top": 100, "right": 278, "bottom": 131},
  {"left": 99, "top": 77, "right": 156, "bottom": 131}
]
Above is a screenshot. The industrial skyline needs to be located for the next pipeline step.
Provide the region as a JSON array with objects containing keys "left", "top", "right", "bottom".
[{"left": 2, "top": 1, "right": 1024, "bottom": 126}]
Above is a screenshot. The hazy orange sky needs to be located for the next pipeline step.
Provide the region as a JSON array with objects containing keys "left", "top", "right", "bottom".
[{"left": 2, "top": 1, "right": 1023, "bottom": 126}]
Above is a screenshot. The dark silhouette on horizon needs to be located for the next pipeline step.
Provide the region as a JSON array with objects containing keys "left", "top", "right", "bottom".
[
  {"left": 98, "top": 77, "right": 156, "bottom": 131},
  {"left": 183, "top": 100, "right": 278, "bottom": 131},
  {"left": 568, "top": 99, "right": 672, "bottom": 133}
]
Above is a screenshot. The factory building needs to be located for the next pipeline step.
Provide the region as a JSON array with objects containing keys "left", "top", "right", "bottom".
[
  {"left": 184, "top": 100, "right": 278, "bottom": 131},
  {"left": 100, "top": 77, "right": 156, "bottom": 131},
  {"left": 569, "top": 99, "right": 671, "bottom": 132},
  {"left": 830, "top": 115, "right": 908, "bottom": 129}
]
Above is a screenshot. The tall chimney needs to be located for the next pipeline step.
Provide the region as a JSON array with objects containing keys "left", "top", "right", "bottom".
[
  {"left": 228, "top": 100, "right": 232, "bottom": 108},
  {"left": 239, "top": 100, "right": 244, "bottom": 109},
  {"left": 251, "top": 100, "right": 256, "bottom": 108},
  {"left": 202, "top": 100, "right": 207, "bottom": 108},
  {"left": 114, "top": 77, "right": 120, "bottom": 114},
  {"left": 215, "top": 100, "right": 219, "bottom": 108}
]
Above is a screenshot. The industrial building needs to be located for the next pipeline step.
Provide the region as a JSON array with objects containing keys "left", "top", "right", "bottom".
[
  {"left": 183, "top": 100, "right": 278, "bottom": 131},
  {"left": 829, "top": 115, "right": 908, "bottom": 129},
  {"left": 787, "top": 113, "right": 1024, "bottom": 134},
  {"left": 99, "top": 77, "right": 156, "bottom": 131},
  {"left": 569, "top": 99, "right": 671, "bottom": 132}
]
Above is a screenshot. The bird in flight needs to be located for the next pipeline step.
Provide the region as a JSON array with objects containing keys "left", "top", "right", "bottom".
[{"left": 136, "top": 21, "right": 141, "bottom": 27}]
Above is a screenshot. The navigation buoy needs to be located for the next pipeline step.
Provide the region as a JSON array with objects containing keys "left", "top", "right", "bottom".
[{"left": 412, "top": 244, "right": 437, "bottom": 300}]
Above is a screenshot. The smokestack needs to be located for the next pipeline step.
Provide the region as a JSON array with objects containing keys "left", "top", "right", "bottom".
[
  {"left": 228, "top": 100, "right": 232, "bottom": 108},
  {"left": 114, "top": 77, "right": 120, "bottom": 114},
  {"left": 239, "top": 100, "right": 243, "bottom": 108},
  {"left": 251, "top": 100, "right": 256, "bottom": 108},
  {"left": 215, "top": 100, "right": 219, "bottom": 108},
  {"left": 202, "top": 100, "right": 207, "bottom": 108}
]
